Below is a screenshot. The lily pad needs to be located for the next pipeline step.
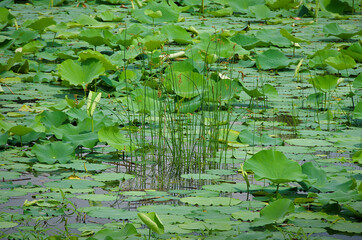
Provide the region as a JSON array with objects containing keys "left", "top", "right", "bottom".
[
  {"left": 180, "top": 197, "right": 241, "bottom": 206},
  {"left": 256, "top": 49, "right": 291, "bottom": 70},
  {"left": 32, "top": 142, "right": 75, "bottom": 164},
  {"left": 243, "top": 150, "right": 307, "bottom": 184},
  {"left": 323, "top": 23, "right": 362, "bottom": 40},
  {"left": 57, "top": 59, "right": 105, "bottom": 87}
]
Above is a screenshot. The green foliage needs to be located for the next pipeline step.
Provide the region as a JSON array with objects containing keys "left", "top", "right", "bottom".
[
  {"left": 243, "top": 150, "right": 307, "bottom": 184},
  {"left": 32, "top": 142, "right": 75, "bottom": 164},
  {"left": 57, "top": 59, "right": 105, "bottom": 87}
]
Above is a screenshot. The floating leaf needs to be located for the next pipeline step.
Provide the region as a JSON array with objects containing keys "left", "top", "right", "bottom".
[
  {"left": 181, "top": 173, "right": 220, "bottom": 180},
  {"left": 232, "top": 210, "right": 259, "bottom": 221},
  {"left": 244, "top": 150, "right": 307, "bottom": 184},
  {"left": 330, "top": 221, "right": 362, "bottom": 234},
  {"left": 180, "top": 197, "right": 241, "bottom": 206},
  {"left": 256, "top": 49, "right": 291, "bottom": 70},
  {"left": 249, "top": 4, "right": 275, "bottom": 20},
  {"left": 307, "top": 75, "right": 341, "bottom": 92},
  {"left": 238, "top": 129, "right": 282, "bottom": 146},
  {"left": 280, "top": 28, "right": 310, "bottom": 44},
  {"left": 252, "top": 199, "right": 294, "bottom": 226},
  {"left": 8, "top": 125, "right": 33, "bottom": 136},
  {"left": 58, "top": 59, "right": 105, "bottom": 87},
  {"left": 0, "top": 221, "right": 18, "bottom": 229},
  {"left": 98, "top": 126, "right": 135, "bottom": 152},
  {"left": 167, "top": 71, "right": 205, "bottom": 98},
  {"left": 160, "top": 25, "right": 192, "bottom": 44},
  {"left": 324, "top": 54, "right": 356, "bottom": 70},
  {"left": 285, "top": 138, "right": 332, "bottom": 147},
  {"left": 26, "top": 17, "right": 56, "bottom": 34},
  {"left": 32, "top": 142, "right": 75, "bottom": 164},
  {"left": 323, "top": 23, "right": 362, "bottom": 40},
  {"left": 132, "top": 1, "right": 179, "bottom": 24},
  {"left": 92, "top": 172, "right": 135, "bottom": 182}
]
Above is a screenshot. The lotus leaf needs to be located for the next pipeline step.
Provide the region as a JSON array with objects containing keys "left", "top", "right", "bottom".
[
  {"left": 0, "top": 171, "right": 21, "bottom": 180},
  {"left": 160, "top": 25, "right": 192, "bottom": 44},
  {"left": 92, "top": 172, "right": 135, "bottom": 182},
  {"left": 62, "top": 132, "right": 98, "bottom": 149},
  {"left": 132, "top": 1, "right": 179, "bottom": 24},
  {"left": 167, "top": 71, "right": 205, "bottom": 98},
  {"left": 342, "top": 42, "right": 362, "bottom": 62},
  {"left": 256, "top": 49, "right": 291, "bottom": 70},
  {"left": 252, "top": 199, "right": 294, "bottom": 226},
  {"left": 98, "top": 126, "right": 135, "bottom": 152},
  {"left": 32, "top": 142, "right": 75, "bottom": 164},
  {"left": 330, "top": 221, "right": 362, "bottom": 234},
  {"left": 8, "top": 125, "right": 33, "bottom": 136},
  {"left": 324, "top": 54, "right": 356, "bottom": 70},
  {"left": 249, "top": 4, "right": 275, "bottom": 20},
  {"left": 238, "top": 129, "right": 283, "bottom": 146},
  {"left": 78, "top": 50, "right": 116, "bottom": 71},
  {"left": 40, "top": 110, "right": 67, "bottom": 130},
  {"left": 307, "top": 75, "right": 341, "bottom": 92},
  {"left": 228, "top": 0, "right": 265, "bottom": 12},
  {"left": 81, "top": 206, "right": 137, "bottom": 220},
  {"left": 76, "top": 194, "right": 117, "bottom": 202},
  {"left": 180, "top": 197, "right": 241, "bottom": 206},
  {"left": 139, "top": 34, "right": 165, "bottom": 51},
  {"left": 79, "top": 29, "right": 106, "bottom": 48},
  {"left": 232, "top": 210, "right": 259, "bottom": 221},
  {"left": 301, "top": 162, "right": 328, "bottom": 190},
  {"left": 255, "top": 29, "right": 291, "bottom": 47},
  {"left": 318, "top": 190, "right": 362, "bottom": 205},
  {"left": 266, "top": 0, "right": 298, "bottom": 10},
  {"left": 181, "top": 173, "right": 220, "bottom": 180},
  {"left": 244, "top": 150, "right": 306, "bottom": 184},
  {"left": 0, "top": 8, "right": 15, "bottom": 31},
  {"left": 230, "top": 34, "right": 262, "bottom": 50},
  {"left": 209, "top": 7, "right": 233, "bottom": 17},
  {"left": 91, "top": 224, "right": 138, "bottom": 239},
  {"left": 353, "top": 101, "right": 362, "bottom": 119},
  {"left": 323, "top": 23, "right": 362, "bottom": 40},
  {"left": 280, "top": 29, "right": 311, "bottom": 44},
  {"left": 45, "top": 179, "right": 104, "bottom": 189},
  {"left": 21, "top": 40, "right": 46, "bottom": 53},
  {"left": 0, "top": 221, "right": 18, "bottom": 229},
  {"left": 57, "top": 59, "right": 105, "bottom": 87},
  {"left": 138, "top": 212, "right": 165, "bottom": 234},
  {"left": 26, "top": 17, "right": 56, "bottom": 34}
]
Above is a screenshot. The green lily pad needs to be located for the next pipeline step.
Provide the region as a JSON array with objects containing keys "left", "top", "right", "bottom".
[
  {"left": 243, "top": 150, "right": 307, "bottom": 184},
  {"left": 323, "top": 23, "right": 362, "bottom": 40},
  {"left": 76, "top": 194, "right": 117, "bottom": 202},
  {"left": 324, "top": 54, "right": 356, "bottom": 70},
  {"left": 252, "top": 199, "right": 294, "bottom": 226},
  {"left": 181, "top": 173, "right": 220, "bottom": 180},
  {"left": 45, "top": 179, "right": 104, "bottom": 189},
  {"left": 160, "top": 25, "right": 192, "bottom": 44},
  {"left": 238, "top": 129, "right": 283, "bottom": 146},
  {"left": 32, "top": 142, "right": 75, "bottom": 164},
  {"left": 330, "top": 221, "right": 362, "bottom": 234},
  {"left": 0, "top": 221, "right": 18, "bottom": 229},
  {"left": 0, "top": 171, "right": 21, "bottom": 180},
  {"left": 232, "top": 210, "right": 259, "bottom": 221},
  {"left": 98, "top": 126, "right": 135, "bottom": 152},
  {"left": 132, "top": 1, "right": 179, "bottom": 24},
  {"left": 180, "top": 197, "right": 241, "bottom": 206},
  {"left": 285, "top": 138, "right": 332, "bottom": 147},
  {"left": 256, "top": 49, "right": 291, "bottom": 70},
  {"left": 92, "top": 172, "right": 135, "bottom": 182},
  {"left": 307, "top": 75, "right": 341, "bottom": 92},
  {"left": 57, "top": 59, "right": 105, "bottom": 87}
]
